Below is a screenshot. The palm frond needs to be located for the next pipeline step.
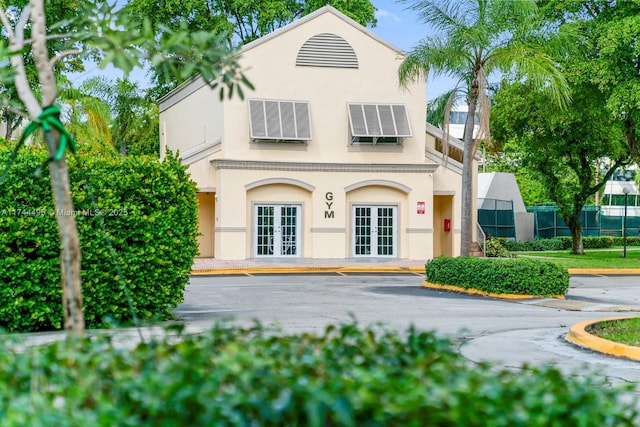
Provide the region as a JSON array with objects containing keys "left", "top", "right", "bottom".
[
  {"left": 427, "top": 90, "right": 460, "bottom": 127},
  {"left": 402, "top": 0, "right": 466, "bottom": 33},
  {"left": 59, "top": 88, "right": 85, "bottom": 101},
  {"left": 399, "top": 38, "right": 472, "bottom": 86}
]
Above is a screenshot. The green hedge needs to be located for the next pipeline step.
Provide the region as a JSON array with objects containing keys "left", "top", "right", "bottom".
[
  {"left": 504, "top": 238, "right": 565, "bottom": 252},
  {"left": 0, "top": 148, "right": 198, "bottom": 332},
  {"left": 505, "top": 236, "right": 635, "bottom": 252},
  {"left": 558, "top": 236, "right": 615, "bottom": 249},
  {"left": 0, "top": 322, "right": 634, "bottom": 426},
  {"left": 426, "top": 257, "right": 569, "bottom": 296},
  {"left": 612, "top": 236, "right": 640, "bottom": 246}
]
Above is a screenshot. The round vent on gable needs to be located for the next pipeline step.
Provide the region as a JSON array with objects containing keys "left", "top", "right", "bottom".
[{"left": 296, "top": 33, "right": 358, "bottom": 69}]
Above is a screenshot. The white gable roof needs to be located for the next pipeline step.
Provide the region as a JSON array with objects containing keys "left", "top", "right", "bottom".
[
  {"left": 239, "top": 5, "right": 404, "bottom": 56},
  {"left": 158, "top": 5, "right": 403, "bottom": 106}
]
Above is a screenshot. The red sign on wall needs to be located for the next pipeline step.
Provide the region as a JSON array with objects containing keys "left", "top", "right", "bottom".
[{"left": 417, "top": 201, "right": 425, "bottom": 214}]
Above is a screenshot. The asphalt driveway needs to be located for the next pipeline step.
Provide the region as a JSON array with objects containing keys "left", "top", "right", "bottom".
[{"left": 177, "top": 273, "right": 640, "bottom": 385}]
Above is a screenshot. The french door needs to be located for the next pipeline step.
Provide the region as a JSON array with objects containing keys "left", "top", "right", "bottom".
[
  {"left": 255, "top": 204, "right": 301, "bottom": 257},
  {"left": 352, "top": 206, "right": 397, "bottom": 257}
]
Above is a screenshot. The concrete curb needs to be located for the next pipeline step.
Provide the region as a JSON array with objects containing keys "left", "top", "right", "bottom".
[
  {"left": 191, "top": 267, "right": 640, "bottom": 276},
  {"left": 422, "top": 281, "right": 565, "bottom": 300},
  {"left": 566, "top": 317, "right": 640, "bottom": 361},
  {"left": 568, "top": 268, "right": 640, "bottom": 275},
  {"left": 191, "top": 266, "right": 426, "bottom": 275}
]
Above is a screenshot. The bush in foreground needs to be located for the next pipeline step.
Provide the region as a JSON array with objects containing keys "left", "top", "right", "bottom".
[
  {"left": 426, "top": 257, "right": 569, "bottom": 296},
  {"left": 0, "top": 322, "right": 635, "bottom": 426},
  {"left": 0, "top": 148, "right": 198, "bottom": 332}
]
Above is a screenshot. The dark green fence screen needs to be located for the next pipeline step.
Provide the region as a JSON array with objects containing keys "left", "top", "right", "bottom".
[
  {"left": 599, "top": 206, "right": 640, "bottom": 237},
  {"left": 477, "top": 198, "right": 516, "bottom": 238},
  {"left": 525, "top": 204, "right": 640, "bottom": 238}
]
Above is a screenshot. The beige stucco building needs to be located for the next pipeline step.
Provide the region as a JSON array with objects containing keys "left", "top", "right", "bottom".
[{"left": 159, "top": 6, "right": 476, "bottom": 260}]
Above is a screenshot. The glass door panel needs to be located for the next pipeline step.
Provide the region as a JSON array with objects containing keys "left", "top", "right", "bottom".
[
  {"left": 352, "top": 206, "right": 396, "bottom": 257},
  {"left": 256, "top": 205, "right": 275, "bottom": 256},
  {"left": 255, "top": 204, "right": 300, "bottom": 257},
  {"left": 354, "top": 207, "right": 372, "bottom": 255},
  {"left": 280, "top": 206, "right": 298, "bottom": 256}
]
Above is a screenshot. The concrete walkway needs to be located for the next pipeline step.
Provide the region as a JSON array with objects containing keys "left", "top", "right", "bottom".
[
  {"left": 192, "top": 257, "right": 640, "bottom": 276},
  {"left": 192, "top": 257, "right": 427, "bottom": 274}
]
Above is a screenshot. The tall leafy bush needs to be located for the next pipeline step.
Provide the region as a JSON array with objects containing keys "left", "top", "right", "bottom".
[{"left": 0, "top": 148, "right": 198, "bottom": 331}]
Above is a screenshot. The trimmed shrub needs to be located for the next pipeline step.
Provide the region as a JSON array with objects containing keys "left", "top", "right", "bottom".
[
  {"left": 485, "top": 238, "right": 509, "bottom": 258},
  {"left": 557, "top": 237, "right": 572, "bottom": 250},
  {"left": 0, "top": 148, "right": 198, "bottom": 331},
  {"left": 504, "top": 238, "right": 564, "bottom": 252},
  {"left": 505, "top": 236, "right": 620, "bottom": 252},
  {"left": 559, "top": 236, "right": 614, "bottom": 250},
  {"left": 613, "top": 236, "right": 640, "bottom": 246},
  {"left": 586, "top": 236, "right": 615, "bottom": 248},
  {"left": 0, "top": 322, "right": 635, "bottom": 426},
  {"left": 426, "top": 257, "right": 569, "bottom": 296}
]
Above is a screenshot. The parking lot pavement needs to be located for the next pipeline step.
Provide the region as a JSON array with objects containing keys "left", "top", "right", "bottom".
[{"left": 177, "top": 272, "right": 640, "bottom": 405}]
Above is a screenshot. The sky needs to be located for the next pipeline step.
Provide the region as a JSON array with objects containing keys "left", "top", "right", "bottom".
[
  {"left": 70, "top": 0, "right": 456, "bottom": 102},
  {"left": 370, "top": 0, "right": 456, "bottom": 100}
]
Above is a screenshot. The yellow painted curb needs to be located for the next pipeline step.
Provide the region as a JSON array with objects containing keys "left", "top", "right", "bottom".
[
  {"left": 191, "top": 266, "right": 425, "bottom": 275},
  {"left": 422, "top": 281, "right": 565, "bottom": 300},
  {"left": 566, "top": 317, "right": 640, "bottom": 361},
  {"left": 568, "top": 268, "right": 640, "bottom": 275},
  {"left": 190, "top": 267, "right": 640, "bottom": 276}
]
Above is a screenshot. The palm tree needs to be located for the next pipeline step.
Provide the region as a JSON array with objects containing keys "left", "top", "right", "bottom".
[
  {"left": 73, "top": 76, "right": 154, "bottom": 155},
  {"left": 61, "top": 86, "right": 114, "bottom": 155},
  {"left": 399, "top": 0, "right": 571, "bottom": 256}
]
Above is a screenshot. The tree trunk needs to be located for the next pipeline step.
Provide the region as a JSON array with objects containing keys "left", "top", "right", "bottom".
[
  {"left": 5, "top": 117, "right": 13, "bottom": 140},
  {"left": 3, "top": 113, "right": 18, "bottom": 140},
  {"left": 567, "top": 217, "right": 584, "bottom": 255},
  {"left": 48, "top": 148, "right": 85, "bottom": 334},
  {"left": 460, "top": 95, "right": 479, "bottom": 257},
  {"left": 8, "top": 0, "right": 86, "bottom": 334},
  {"left": 30, "top": 0, "right": 85, "bottom": 334}
]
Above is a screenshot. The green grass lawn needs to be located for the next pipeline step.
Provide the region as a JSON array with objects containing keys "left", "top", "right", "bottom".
[
  {"left": 514, "top": 247, "right": 640, "bottom": 269},
  {"left": 588, "top": 317, "right": 640, "bottom": 347}
]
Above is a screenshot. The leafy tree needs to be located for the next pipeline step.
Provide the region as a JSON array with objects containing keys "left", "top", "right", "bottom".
[
  {"left": 123, "top": 102, "right": 159, "bottom": 156},
  {"left": 492, "top": 81, "right": 627, "bottom": 254},
  {"left": 539, "top": 0, "right": 640, "bottom": 162},
  {"left": 0, "top": 0, "right": 251, "bottom": 335},
  {"left": 125, "top": 0, "right": 377, "bottom": 97},
  {"left": 398, "top": 0, "right": 571, "bottom": 257},
  {"left": 0, "top": 0, "right": 82, "bottom": 140},
  {"left": 483, "top": 155, "right": 551, "bottom": 207},
  {"left": 126, "top": 0, "right": 376, "bottom": 46}
]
